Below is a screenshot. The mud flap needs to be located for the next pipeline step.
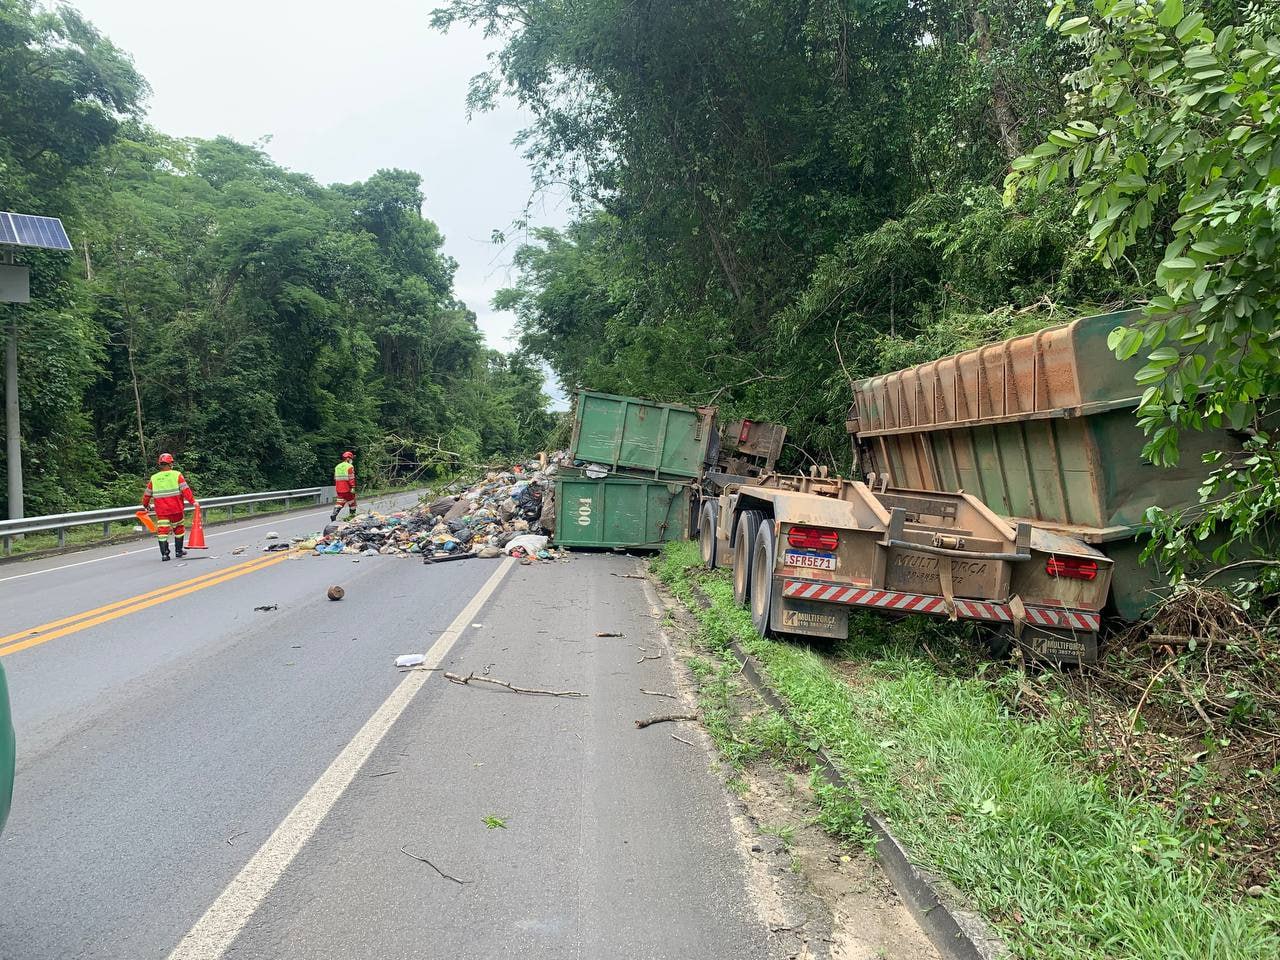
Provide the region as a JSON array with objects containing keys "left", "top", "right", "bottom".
[
  {"left": 1017, "top": 624, "right": 1098, "bottom": 665},
  {"left": 772, "top": 591, "right": 849, "bottom": 640}
]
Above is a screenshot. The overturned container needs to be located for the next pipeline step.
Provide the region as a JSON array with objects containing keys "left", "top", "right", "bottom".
[
  {"left": 570, "top": 390, "right": 716, "bottom": 481},
  {"left": 554, "top": 471, "right": 693, "bottom": 550}
]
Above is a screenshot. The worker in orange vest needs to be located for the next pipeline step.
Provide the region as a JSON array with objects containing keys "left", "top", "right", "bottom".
[
  {"left": 142, "top": 453, "right": 198, "bottom": 561},
  {"left": 331, "top": 450, "right": 357, "bottom": 522}
]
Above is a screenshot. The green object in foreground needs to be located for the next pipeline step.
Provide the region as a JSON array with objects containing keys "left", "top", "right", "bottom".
[
  {"left": 0, "top": 659, "right": 13, "bottom": 834},
  {"left": 554, "top": 473, "right": 692, "bottom": 549},
  {"left": 570, "top": 390, "right": 714, "bottom": 480}
]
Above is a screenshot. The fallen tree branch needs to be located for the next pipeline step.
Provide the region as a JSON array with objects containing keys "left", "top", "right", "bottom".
[
  {"left": 399, "top": 844, "right": 472, "bottom": 884},
  {"left": 635, "top": 713, "right": 698, "bottom": 728},
  {"left": 640, "top": 688, "right": 676, "bottom": 698},
  {"left": 636, "top": 652, "right": 663, "bottom": 663},
  {"left": 670, "top": 733, "right": 694, "bottom": 746},
  {"left": 443, "top": 671, "right": 586, "bottom": 698}
]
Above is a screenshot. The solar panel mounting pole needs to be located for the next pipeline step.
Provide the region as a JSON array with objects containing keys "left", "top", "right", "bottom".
[
  {"left": 0, "top": 211, "right": 73, "bottom": 526},
  {"left": 4, "top": 304, "right": 18, "bottom": 522}
]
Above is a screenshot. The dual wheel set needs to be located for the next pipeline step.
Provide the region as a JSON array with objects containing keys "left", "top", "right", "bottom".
[{"left": 697, "top": 500, "right": 776, "bottom": 637}]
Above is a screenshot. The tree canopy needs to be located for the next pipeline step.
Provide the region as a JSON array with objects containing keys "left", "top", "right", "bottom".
[{"left": 0, "top": 0, "right": 552, "bottom": 515}]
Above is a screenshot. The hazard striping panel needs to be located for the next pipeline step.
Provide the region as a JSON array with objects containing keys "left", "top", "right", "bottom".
[
  {"left": 0, "top": 212, "right": 72, "bottom": 251},
  {"left": 781, "top": 579, "right": 1100, "bottom": 632}
]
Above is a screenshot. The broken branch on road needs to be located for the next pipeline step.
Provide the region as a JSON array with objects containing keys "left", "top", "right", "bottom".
[
  {"left": 444, "top": 671, "right": 586, "bottom": 698},
  {"left": 399, "top": 844, "right": 472, "bottom": 885},
  {"left": 640, "top": 688, "right": 676, "bottom": 698},
  {"left": 635, "top": 713, "right": 698, "bottom": 728}
]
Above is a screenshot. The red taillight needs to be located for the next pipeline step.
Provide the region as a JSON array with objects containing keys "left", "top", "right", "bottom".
[
  {"left": 1046, "top": 556, "right": 1099, "bottom": 581},
  {"left": 787, "top": 526, "right": 839, "bottom": 551}
]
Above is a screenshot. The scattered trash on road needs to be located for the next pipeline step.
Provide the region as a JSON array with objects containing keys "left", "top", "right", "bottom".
[
  {"left": 326, "top": 585, "right": 345, "bottom": 601},
  {"left": 264, "top": 531, "right": 280, "bottom": 540},
  {"left": 262, "top": 543, "right": 290, "bottom": 552},
  {"left": 395, "top": 654, "right": 426, "bottom": 668},
  {"left": 231, "top": 546, "right": 246, "bottom": 555},
  {"left": 595, "top": 631, "right": 625, "bottom": 638},
  {"left": 253, "top": 604, "right": 278, "bottom": 612},
  {"left": 305, "top": 458, "right": 572, "bottom": 564}
]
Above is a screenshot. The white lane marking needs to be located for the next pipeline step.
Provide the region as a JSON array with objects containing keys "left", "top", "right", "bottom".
[
  {"left": 166, "top": 557, "right": 515, "bottom": 960},
  {"left": 0, "top": 493, "right": 423, "bottom": 585}
]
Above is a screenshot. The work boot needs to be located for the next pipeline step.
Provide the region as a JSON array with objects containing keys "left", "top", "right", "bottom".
[
  {"left": 346, "top": 508, "right": 357, "bottom": 520},
  {"left": 330, "top": 506, "right": 341, "bottom": 522},
  {"left": 158, "top": 540, "right": 171, "bottom": 562},
  {"left": 174, "top": 535, "right": 186, "bottom": 559}
]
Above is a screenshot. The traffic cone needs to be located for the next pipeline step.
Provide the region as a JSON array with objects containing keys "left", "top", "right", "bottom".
[
  {"left": 186, "top": 505, "right": 208, "bottom": 549},
  {"left": 135, "top": 510, "right": 158, "bottom": 533}
]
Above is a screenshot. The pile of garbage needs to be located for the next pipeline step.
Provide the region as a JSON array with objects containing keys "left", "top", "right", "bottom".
[{"left": 309, "top": 459, "right": 570, "bottom": 564}]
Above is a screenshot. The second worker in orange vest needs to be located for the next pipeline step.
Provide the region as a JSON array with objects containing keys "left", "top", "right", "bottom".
[{"left": 331, "top": 451, "right": 357, "bottom": 522}]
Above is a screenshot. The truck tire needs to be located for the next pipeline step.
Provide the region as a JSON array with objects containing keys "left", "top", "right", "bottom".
[
  {"left": 733, "top": 509, "right": 765, "bottom": 606},
  {"left": 750, "top": 519, "right": 776, "bottom": 637},
  {"left": 699, "top": 501, "right": 720, "bottom": 569}
]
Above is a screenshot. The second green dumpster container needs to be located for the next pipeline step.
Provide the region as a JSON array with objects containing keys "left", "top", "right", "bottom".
[
  {"left": 570, "top": 390, "right": 715, "bottom": 480},
  {"left": 554, "top": 472, "right": 692, "bottom": 549}
]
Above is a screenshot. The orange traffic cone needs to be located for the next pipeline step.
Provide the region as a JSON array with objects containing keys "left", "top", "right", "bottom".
[
  {"left": 135, "top": 510, "right": 158, "bottom": 533},
  {"left": 186, "top": 505, "right": 208, "bottom": 549}
]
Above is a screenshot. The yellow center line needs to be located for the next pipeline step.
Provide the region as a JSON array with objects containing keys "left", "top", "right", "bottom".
[
  {"left": 0, "top": 552, "right": 294, "bottom": 658},
  {"left": 0, "top": 552, "right": 285, "bottom": 647}
]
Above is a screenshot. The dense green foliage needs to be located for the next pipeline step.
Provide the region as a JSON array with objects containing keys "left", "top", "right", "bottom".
[
  {"left": 440, "top": 0, "right": 1153, "bottom": 465},
  {"left": 444, "top": 0, "right": 1279, "bottom": 589},
  {"left": 1010, "top": 0, "right": 1280, "bottom": 587},
  {"left": 0, "top": 0, "right": 551, "bottom": 515}
]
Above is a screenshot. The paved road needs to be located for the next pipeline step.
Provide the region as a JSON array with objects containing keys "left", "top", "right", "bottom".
[{"left": 0, "top": 498, "right": 784, "bottom": 959}]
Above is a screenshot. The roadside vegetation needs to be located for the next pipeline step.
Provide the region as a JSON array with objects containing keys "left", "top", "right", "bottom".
[
  {"left": 655, "top": 540, "right": 1280, "bottom": 960},
  {"left": 0, "top": 0, "right": 554, "bottom": 518}
]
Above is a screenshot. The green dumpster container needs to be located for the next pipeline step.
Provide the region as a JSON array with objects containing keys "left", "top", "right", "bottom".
[
  {"left": 0, "top": 659, "right": 14, "bottom": 835},
  {"left": 570, "top": 391, "right": 715, "bottom": 480},
  {"left": 554, "top": 473, "right": 692, "bottom": 549}
]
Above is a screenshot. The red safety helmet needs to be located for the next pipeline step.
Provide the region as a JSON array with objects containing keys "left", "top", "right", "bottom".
[
  {"left": 342, "top": 451, "right": 354, "bottom": 460},
  {"left": 158, "top": 453, "right": 175, "bottom": 465}
]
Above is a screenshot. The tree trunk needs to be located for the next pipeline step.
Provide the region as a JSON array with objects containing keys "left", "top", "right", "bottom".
[{"left": 970, "top": 4, "right": 1022, "bottom": 161}]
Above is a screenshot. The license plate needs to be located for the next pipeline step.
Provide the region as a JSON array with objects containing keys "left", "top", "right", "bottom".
[{"left": 783, "top": 550, "right": 836, "bottom": 570}]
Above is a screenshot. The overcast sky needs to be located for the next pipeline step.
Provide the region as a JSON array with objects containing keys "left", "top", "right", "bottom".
[{"left": 71, "top": 0, "right": 573, "bottom": 356}]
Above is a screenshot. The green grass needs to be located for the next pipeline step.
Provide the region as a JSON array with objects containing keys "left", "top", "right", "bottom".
[{"left": 654, "top": 540, "right": 1280, "bottom": 960}]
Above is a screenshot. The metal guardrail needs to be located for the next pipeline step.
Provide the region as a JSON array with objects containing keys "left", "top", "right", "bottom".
[{"left": 0, "top": 487, "right": 331, "bottom": 555}]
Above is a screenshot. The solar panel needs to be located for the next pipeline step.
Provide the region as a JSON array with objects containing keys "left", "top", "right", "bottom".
[{"left": 0, "top": 212, "right": 72, "bottom": 251}]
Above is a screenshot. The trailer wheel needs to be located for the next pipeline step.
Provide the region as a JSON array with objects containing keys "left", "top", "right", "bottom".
[
  {"left": 750, "top": 520, "right": 776, "bottom": 637},
  {"left": 699, "top": 501, "right": 720, "bottom": 569},
  {"left": 733, "top": 509, "right": 765, "bottom": 606}
]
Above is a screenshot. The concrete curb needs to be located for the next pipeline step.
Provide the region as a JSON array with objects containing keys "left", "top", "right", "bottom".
[{"left": 682, "top": 584, "right": 1009, "bottom": 960}]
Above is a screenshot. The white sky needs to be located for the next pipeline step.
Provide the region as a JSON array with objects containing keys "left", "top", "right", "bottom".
[{"left": 70, "top": 0, "right": 573, "bottom": 356}]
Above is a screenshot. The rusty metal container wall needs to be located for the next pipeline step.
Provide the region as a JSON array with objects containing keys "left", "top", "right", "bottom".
[
  {"left": 848, "top": 309, "right": 1234, "bottom": 537},
  {"left": 848, "top": 309, "right": 1255, "bottom": 618}
]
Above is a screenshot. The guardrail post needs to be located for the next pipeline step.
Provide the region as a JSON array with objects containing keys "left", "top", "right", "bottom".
[
  {"left": 2, "top": 535, "right": 8, "bottom": 556},
  {"left": 247, "top": 501, "right": 255, "bottom": 515},
  {"left": 57, "top": 529, "right": 66, "bottom": 548},
  {"left": 103, "top": 521, "right": 111, "bottom": 538}
]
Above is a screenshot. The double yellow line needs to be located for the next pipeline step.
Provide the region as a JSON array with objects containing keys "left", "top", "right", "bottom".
[{"left": 0, "top": 551, "right": 293, "bottom": 658}]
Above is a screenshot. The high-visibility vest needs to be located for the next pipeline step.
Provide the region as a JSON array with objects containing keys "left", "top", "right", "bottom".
[
  {"left": 150, "top": 469, "right": 181, "bottom": 496},
  {"left": 334, "top": 461, "right": 354, "bottom": 482}
]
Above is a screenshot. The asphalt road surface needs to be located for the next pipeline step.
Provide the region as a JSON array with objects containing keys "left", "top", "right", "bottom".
[{"left": 0, "top": 496, "right": 787, "bottom": 960}]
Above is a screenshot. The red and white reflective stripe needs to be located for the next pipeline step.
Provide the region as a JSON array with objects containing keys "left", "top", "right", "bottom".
[
  {"left": 782, "top": 579, "right": 1100, "bottom": 632},
  {"left": 1024, "top": 606, "right": 1101, "bottom": 632}
]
